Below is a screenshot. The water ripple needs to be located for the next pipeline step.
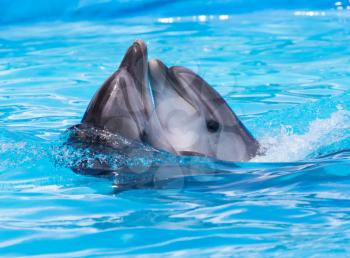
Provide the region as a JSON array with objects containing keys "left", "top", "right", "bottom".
[{"left": 1, "top": 8, "right": 350, "bottom": 257}]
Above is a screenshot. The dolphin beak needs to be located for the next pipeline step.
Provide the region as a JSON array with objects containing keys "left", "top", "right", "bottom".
[
  {"left": 119, "top": 40, "right": 153, "bottom": 117},
  {"left": 120, "top": 39, "right": 147, "bottom": 74},
  {"left": 135, "top": 39, "right": 147, "bottom": 52}
]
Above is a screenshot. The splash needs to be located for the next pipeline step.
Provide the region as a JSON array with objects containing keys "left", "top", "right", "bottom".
[
  {"left": 53, "top": 103, "right": 350, "bottom": 175},
  {"left": 0, "top": 130, "right": 48, "bottom": 170},
  {"left": 253, "top": 107, "right": 350, "bottom": 162}
]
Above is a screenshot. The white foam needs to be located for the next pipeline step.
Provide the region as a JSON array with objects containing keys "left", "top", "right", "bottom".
[{"left": 252, "top": 108, "right": 350, "bottom": 162}]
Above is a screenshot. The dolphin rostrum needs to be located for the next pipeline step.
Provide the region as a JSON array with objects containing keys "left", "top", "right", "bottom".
[
  {"left": 80, "top": 40, "right": 153, "bottom": 142},
  {"left": 69, "top": 39, "right": 259, "bottom": 175}
]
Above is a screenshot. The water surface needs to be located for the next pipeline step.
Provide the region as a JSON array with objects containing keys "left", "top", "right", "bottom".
[{"left": 1, "top": 6, "right": 350, "bottom": 257}]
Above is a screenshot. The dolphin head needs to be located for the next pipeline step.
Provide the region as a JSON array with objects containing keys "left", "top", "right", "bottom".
[
  {"left": 147, "top": 59, "right": 259, "bottom": 161},
  {"left": 74, "top": 40, "right": 259, "bottom": 163},
  {"left": 81, "top": 40, "right": 153, "bottom": 142}
]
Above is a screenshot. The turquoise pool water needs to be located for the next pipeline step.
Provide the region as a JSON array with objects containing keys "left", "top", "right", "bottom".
[{"left": 1, "top": 1, "right": 350, "bottom": 256}]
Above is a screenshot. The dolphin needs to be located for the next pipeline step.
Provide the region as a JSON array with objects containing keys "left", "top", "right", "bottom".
[
  {"left": 80, "top": 40, "right": 153, "bottom": 142},
  {"left": 68, "top": 39, "right": 259, "bottom": 177},
  {"left": 147, "top": 59, "right": 259, "bottom": 162}
]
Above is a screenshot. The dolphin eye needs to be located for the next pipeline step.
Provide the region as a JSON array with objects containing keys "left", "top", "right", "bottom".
[{"left": 206, "top": 119, "right": 220, "bottom": 133}]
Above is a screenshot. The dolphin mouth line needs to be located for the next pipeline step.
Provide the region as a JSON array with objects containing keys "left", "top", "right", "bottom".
[
  {"left": 178, "top": 151, "right": 206, "bottom": 157},
  {"left": 147, "top": 78, "right": 156, "bottom": 108}
]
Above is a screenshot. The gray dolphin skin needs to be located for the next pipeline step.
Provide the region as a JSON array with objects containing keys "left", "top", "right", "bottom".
[
  {"left": 81, "top": 40, "right": 153, "bottom": 142},
  {"left": 148, "top": 59, "right": 259, "bottom": 161},
  {"left": 71, "top": 39, "right": 259, "bottom": 169}
]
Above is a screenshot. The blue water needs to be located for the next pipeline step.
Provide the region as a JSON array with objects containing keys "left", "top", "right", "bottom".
[{"left": 2, "top": 0, "right": 350, "bottom": 256}]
